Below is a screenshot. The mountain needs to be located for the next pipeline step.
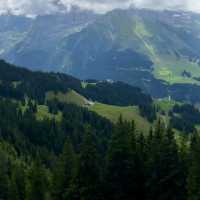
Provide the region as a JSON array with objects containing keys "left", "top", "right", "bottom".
[
  {"left": 58, "top": 9, "right": 200, "bottom": 82},
  {"left": 0, "top": 15, "right": 33, "bottom": 56},
  {"left": 2, "top": 9, "right": 200, "bottom": 102},
  {"left": 0, "top": 8, "right": 98, "bottom": 71},
  {"left": 56, "top": 9, "right": 200, "bottom": 99}
]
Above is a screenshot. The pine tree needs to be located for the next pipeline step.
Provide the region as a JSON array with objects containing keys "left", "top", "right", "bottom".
[
  {"left": 146, "top": 125, "right": 185, "bottom": 200},
  {"left": 25, "top": 159, "right": 48, "bottom": 200},
  {"left": 187, "top": 133, "right": 200, "bottom": 200},
  {"left": 135, "top": 132, "right": 147, "bottom": 200},
  {"left": 70, "top": 126, "right": 101, "bottom": 200},
  {"left": 52, "top": 139, "right": 76, "bottom": 200},
  {"left": 105, "top": 118, "right": 138, "bottom": 200},
  {"left": 9, "top": 162, "right": 26, "bottom": 200},
  {"left": 0, "top": 150, "right": 10, "bottom": 200}
]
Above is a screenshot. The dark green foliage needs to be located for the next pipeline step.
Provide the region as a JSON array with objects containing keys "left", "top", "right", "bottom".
[
  {"left": 170, "top": 104, "right": 200, "bottom": 133},
  {"left": 0, "top": 60, "right": 199, "bottom": 200},
  {"left": 0, "top": 81, "right": 24, "bottom": 100},
  {"left": 83, "top": 81, "right": 156, "bottom": 121},
  {"left": 0, "top": 105, "right": 196, "bottom": 200},
  {"left": 9, "top": 163, "right": 26, "bottom": 200},
  {"left": 25, "top": 160, "right": 48, "bottom": 200},
  {"left": 139, "top": 104, "right": 157, "bottom": 122},
  {"left": 0, "top": 60, "right": 156, "bottom": 121},
  {"left": 52, "top": 140, "right": 76, "bottom": 200},
  {"left": 48, "top": 101, "right": 113, "bottom": 153},
  {"left": 146, "top": 122, "right": 186, "bottom": 200},
  {"left": 187, "top": 133, "right": 200, "bottom": 200},
  {"left": 70, "top": 127, "right": 102, "bottom": 200},
  {"left": 0, "top": 149, "right": 10, "bottom": 200},
  {"left": 83, "top": 81, "right": 152, "bottom": 106},
  {"left": 105, "top": 118, "right": 139, "bottom": 200},
  {"left": 0, "top": 60, "right": 82, "bottom": 103}
]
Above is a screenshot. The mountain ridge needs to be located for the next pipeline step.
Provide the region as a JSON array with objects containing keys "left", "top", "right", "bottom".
[{"left": 2, "top": 9, "right": 200, "bottom": 102}]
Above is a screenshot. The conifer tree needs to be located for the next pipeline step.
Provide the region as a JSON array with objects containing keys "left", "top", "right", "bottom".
[
  {"left": 9, "top": 162, "right": 26, "bottom": 200},
  {"left": 105, "top": 118, "right": 137, "bottom": 200},
  {"left": 0, "top": 150, "right": 10, "bottom": 200},
  {"left": 52, "top": 139, "right": 76, "bottom": 200},
  {"left": 70, "top": 126, "right": 101, "bottom": 200},
  {"left": 25, "top": 159, "right": 48, "bottom": 200},
  {"left": 187, "top": 133, "right": 200, "bottom": 200},
  {"left": 146, "top": 124, "right": 185, "bottom": 200}
]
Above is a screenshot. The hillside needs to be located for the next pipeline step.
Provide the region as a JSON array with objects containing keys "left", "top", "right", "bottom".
[
  {"left": 0, "top": 60, "right": 156, "bottom": 122},
  {"left": 0, "top": 60, "right": 200, "bottom": 200},
  {"left": 1, "top": 60, "right": 200, "bottom": 134}
]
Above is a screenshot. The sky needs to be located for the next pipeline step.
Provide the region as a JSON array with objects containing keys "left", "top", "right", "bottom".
[{"left": 1, "top": 0, "right": 200, "bottom": 16}]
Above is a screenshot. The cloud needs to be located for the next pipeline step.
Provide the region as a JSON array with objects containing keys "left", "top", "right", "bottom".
[
  {"left": 135, "top": 0, "right": 200, "bottom": 12},
  {"left": 0, "top": 0, "right": 59, "bottom": 16},
  {"left": 1, "top": 0, "right": 200, "bottom": 16},
  {"left": 59, "top": 0, "right": 134, "bottom": 13}
]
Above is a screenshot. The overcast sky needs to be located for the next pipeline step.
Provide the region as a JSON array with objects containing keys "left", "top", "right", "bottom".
[{"left": 1, "top": 0, "right": 200, "bottom": 16}]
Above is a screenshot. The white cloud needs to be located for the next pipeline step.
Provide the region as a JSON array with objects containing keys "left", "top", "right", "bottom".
[
  {"left": 0, "top": 0, "right": 59, "bottom": 16},
  {"left": 1, "top": 0, "right": 200, "bottom": 16},
  {"left": 59, "top": 0, "right": 134, "bottom": 13},
  {"left": 135, "top": 0, "right": 200, "bottom": 12}
]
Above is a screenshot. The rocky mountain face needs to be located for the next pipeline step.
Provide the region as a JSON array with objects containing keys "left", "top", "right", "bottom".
[{"left": 0, "top": 8, "right": 98, "bottom": 71}]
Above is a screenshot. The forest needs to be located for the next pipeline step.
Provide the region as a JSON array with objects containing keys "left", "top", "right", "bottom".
[
  {"left": 0, "top": 98, "right": 199, "bottom": 200},
  {"left": 0, "top": 60, "right": 200, "bottom": 200}
]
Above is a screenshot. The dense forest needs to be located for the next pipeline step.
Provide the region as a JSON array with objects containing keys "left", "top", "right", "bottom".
[
  {"left": 0, "top": 99, "right": 199, "bottom": 200},
  {"left": 0, "top": 60, "right": 200, "bottom": 200},
  {"left": 170, "top": 104, "right": 200, "bottom": 133}
]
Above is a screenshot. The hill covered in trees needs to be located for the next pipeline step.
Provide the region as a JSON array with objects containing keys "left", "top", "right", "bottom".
[
  {"left": 0, "top": 60, "right": 156, "bottom": 121},
  {"left": 1, "top": 60, "right": 200, "bottom": 200}
]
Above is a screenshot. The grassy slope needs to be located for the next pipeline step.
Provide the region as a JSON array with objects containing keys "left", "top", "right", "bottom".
[
  {"left": 20, "top": 99, "right": 62, "bottom": 121},
  {"left": 37, "top": 89, "right": 89, "bottom": 121},
  {"left": 23, "top": 90, "right": 191, "bottom": 135},
  {"left": 36, "top": 105, "right": 62, "bottom": 121},
  {"left": 153, "top": 56, "right": 200, "bottom": 85},
  {"left": 155, "top": 99, "right": 179, "bottom": 112},
  {"left": 44, "top": 89, "right": 187, "bottom": 134},
  {"left": 90, "top": 103, "right": 150, "bottom": 133},
  {"left": 132, "top": 17, "right": 200, "bottom": 85},
  {"left": 45, "top": 90, "right": 151, "bottom": 133},
  {"left": 46, "top": 90, "right": 89, "bottom": 106}
]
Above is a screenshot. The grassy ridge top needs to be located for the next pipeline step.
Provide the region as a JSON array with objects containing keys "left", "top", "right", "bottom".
[{"left": 46, "top": 90, "right": 90, "bottom": 107}]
